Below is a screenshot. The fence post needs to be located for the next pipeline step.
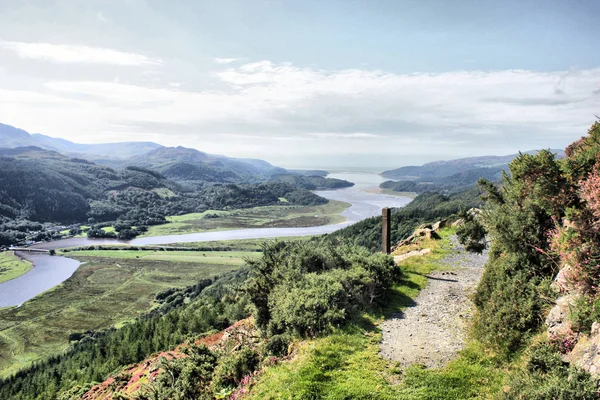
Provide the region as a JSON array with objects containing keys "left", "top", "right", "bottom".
[{"left": 382, "top": 207, "right": 391, "bottom": 254}]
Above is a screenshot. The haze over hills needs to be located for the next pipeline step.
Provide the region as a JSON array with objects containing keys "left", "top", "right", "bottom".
[{"left": 0, "top": 123, "right": 162, "bottom": 159}]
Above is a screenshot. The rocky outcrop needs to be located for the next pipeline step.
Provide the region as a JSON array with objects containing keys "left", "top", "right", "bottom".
[
  {"left": 546, "top": 294, "right": 578, "bottom": 337},
  {"left": 569, "top": 322, "right": 600, "bottom": 375},
  {"left": 393, "top": 248, "right": 431, "bottom": 263},
  {"left": 552, "top": 264, "right": 579, "bottom": 294},
  {"left": 391, "top": 220, "right": 446, "bottom": 251}
]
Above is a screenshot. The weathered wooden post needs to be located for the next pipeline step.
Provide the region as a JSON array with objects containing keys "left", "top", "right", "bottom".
[{"left": 382, "top": 207, "right": 391, "bottom": 254}]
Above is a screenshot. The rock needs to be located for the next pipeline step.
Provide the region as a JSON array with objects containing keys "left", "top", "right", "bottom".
[
  {"left": 567, "top": 322, "right": 600, "bottom": 375},
  {"left": 393, "top": 248, "right": 432, "bottom": 264},
  {"left": 432, "top": 220, "right": 447, "bottom": 231},
  {"left": 552, "top": 264, "right": 579, "bottom": 294},
  {"left": 452, "top": 218, "right": 465, "bottom": 227},
  {"left": 546, "top": 294, "right": 578, "bottom": 337}
]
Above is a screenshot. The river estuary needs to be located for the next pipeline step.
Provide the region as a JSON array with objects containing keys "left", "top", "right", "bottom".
[{"left": 0, "top": 172, "right": 410, "bottom": 307}]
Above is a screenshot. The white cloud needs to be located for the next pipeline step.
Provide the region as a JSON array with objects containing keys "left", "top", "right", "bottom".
[
  {"left": 309, "top": 133, "right": 382, "bottom": 138},
  {"left": 214, "top": 57, "right": 238, "bottom": 64},
  {"left": 1, "top": 58, "right": 599, "bottom": 166},
  {"left": 0, "top": 41, "right": 162, "bottom": 66},
  {"left": 96, "top": 12, "right": 107, "bottom": 23}
]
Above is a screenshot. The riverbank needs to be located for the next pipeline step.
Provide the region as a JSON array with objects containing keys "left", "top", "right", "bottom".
[
  {"left": 0, "top": 251, "right": 33, "bottom": 284},
  {"left": 141, "top": 199, "right": 350, "bottom": 237},
  {"left": 364, "top": 187, "right": 418, "bottom": 198},
  {"left": 0, "top": 244, "right": 258, "bottom": 377}
]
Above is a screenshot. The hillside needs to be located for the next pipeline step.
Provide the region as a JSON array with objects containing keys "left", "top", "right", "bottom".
[
  {"left": 381, "top": 149, "right": 565, "bottom": 181},
  {"left": 268, "top": 173, "right": 354, "bottom": 190},
  {"left": 121, "top": 146, "right": 288, "bottom": 184},
  {"left": 0, "top": 147, "right": 328, "bottom": 245},
  {"left": 0, "top": 123, "right": 290, "bottom": 185}
]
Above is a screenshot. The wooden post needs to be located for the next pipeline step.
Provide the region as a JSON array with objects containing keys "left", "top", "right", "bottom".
[{"left": 382, "top": 207, "right": 391, "bottom": 254}]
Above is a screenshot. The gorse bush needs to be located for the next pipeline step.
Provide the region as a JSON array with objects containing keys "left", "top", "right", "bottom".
[
  {"left": 502, "top": 341, "right": 599, "bottom": 400},
  {"left": 244, "top": 241, "right": 397, "bottom": 337},
  {"left": 472, "top": 122, "right": 600, "bottom": 354}
]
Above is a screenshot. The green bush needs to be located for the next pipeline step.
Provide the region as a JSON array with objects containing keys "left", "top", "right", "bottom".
[
  {"left": 502, "top": 342, "right": 599, "bottom": 400},
  {"left": 211, "top": 348, "right": 259, "bottom": 391},
  {"left": 243, "top": 241, "right": 397, "bottom": 337}
]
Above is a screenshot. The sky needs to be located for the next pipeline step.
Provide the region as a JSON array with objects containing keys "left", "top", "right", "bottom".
[{"left": 0, "top": 0, "right": 599, "bottom": 170}]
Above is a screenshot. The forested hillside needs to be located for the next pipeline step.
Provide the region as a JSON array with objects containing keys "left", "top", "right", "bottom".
[
  {"left": 380, "top": 166, "right": 503, "bottom": 195},
  {"left": 0, "top": 147, "right": 328, "bottom": 245},
  {"left": 380, "top": 149, "right": 565, "bottom": 181},
  {"left": 268, "top": 174, "right": 354, "bottom": 190},
  {"left": 326, "top": 187, "right": 482, "bottom": 251},
  {"left": 120, "top": 146, "right": 288, "bottom": 185}
]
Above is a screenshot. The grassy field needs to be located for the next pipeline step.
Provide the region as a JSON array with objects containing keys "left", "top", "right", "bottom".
[
  {"left": 142, "top": 200, "right": 350, "bottom": 237},
  {"left": 59, "top": 250, "right": 260, "bottom": 265},
  {"left": 247, "top": 229, "right": 506, "bottom": 399},
  {"left": 364, "top": 187, "right": 418, "bottom": 199},
  {"left": 0, "top": 248, "right": 256, "bottom": 378},
  {"left": 0, "top": 251, "right": 33, "bottom": 284}
]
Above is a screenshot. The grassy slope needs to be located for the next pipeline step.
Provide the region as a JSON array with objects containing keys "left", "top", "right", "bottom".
[
  {"left": 142, "top": 200, "right": 350, "bottom": 237},
  {"left": 247, "top": 229, "right": 507, "bottom": 399},
  {"left": 0, "top": 251, "right": 33, "bottom": 284},
  {"left": 0, "top": 249, "right": 255, "bottom": 377}
]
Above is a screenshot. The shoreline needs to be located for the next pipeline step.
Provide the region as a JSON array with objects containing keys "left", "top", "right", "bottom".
[{"left": 363, "top": 187, "right": 418, "bottom": 199}]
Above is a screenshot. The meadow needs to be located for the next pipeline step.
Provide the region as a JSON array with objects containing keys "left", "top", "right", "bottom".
[
  {"left": 0, "top": 246, "right": 259, "bottom": 377},
  {"left": 142, "top": 200, "right": 350, "bottom": 237},
  {"left": 0, "top": 251, "right": 32, "bottom": 284}
]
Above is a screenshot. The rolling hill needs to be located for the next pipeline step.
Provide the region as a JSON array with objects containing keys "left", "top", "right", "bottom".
[
  {"left": 0, "top": 123, "right": 289, "bottom": 184},
  {"left": 381, "top": 150, "right": 565, "bottom": 181}
]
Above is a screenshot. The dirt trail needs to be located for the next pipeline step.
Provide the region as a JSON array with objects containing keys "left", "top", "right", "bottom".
[{"left": 379, "top": 236, "right": 488, "bottom": 368}]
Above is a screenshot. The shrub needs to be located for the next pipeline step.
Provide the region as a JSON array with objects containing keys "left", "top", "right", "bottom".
[{"left": 502, "top": 342, "right": 599, "bottom": 400}]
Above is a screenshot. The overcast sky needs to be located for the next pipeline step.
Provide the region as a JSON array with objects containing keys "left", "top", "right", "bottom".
[{"left": 0, "top": 0, "right": 599, "bottom": 169}]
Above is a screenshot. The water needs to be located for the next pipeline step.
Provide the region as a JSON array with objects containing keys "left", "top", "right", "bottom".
[
  {"left": 0, "top": 172, "right": 410, "bottom": 307},
  {"left": 0, "top": 253, "right": 81, "bottom": 308}
]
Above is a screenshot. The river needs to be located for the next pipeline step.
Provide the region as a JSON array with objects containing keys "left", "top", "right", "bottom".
[{"left": 0, "top": 172, "right": 410, "bottom": 307}]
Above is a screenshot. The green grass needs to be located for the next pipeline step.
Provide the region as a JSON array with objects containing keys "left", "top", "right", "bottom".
[
  {"left": 101, "top": 226, "right": 115, "bottom": 233},
  {"left": 59, "top": 250, "right": 260, "bottom": 265},
  {"left": 168, "top": 236, "right": 315, "bottom": 251},
  {"left": 247, "top": 228, "right": 507, "bottom": 399},
  {"left": 143, "top": 200, "right": 350, "bottom": 237},
  {"left": 0, "top": 251, "right": 33, "bottom": 284},
  {"left": 0, "top": 249, "right": 255, "bottom": 377}
]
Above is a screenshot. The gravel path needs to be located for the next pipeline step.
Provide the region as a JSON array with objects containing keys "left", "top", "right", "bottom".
[{"left": 379, "top": 235, "right": 488, "bottom": 368}]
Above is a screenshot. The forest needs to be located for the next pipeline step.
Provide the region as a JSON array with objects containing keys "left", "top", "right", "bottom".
[{"left": 0, "top": 147, "right": 332, "bottom": 246}]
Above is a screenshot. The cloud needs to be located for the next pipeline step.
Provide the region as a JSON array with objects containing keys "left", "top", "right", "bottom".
[
  {"left": 0, "top": 42, "right": 162, "bottom": 66},
  {"left": 214, "top": 57, "right": 238, "bottom": 64},
  {"left": 1, "top": 58, "right": 599, "bottom": 166},
  {"left": 309, "top": 133, "right": 382, "bottom": 138},
  {"left": 96, "top": 12, "right": 107, "bottom": 23}
]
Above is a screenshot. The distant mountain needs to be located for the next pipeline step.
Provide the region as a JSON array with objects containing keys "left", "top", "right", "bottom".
[
  {"left": 0, "top": 123, "right": 289, "bottom": 184},
  {"left": 122, "top": 146, "right": 288, "bottom": 184},
  {"left": 0, "top": 123, "right": 162, "bottom": 159},
  {"left": 381, "top": 150, "right": 565, "bottom": 181}
]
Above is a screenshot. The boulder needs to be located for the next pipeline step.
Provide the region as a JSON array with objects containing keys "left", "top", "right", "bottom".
[
  {"left": 567, "top": 322, "right": 600, "bottom": 375},
  {"left": 546, "top": 294, "right": 578, "bottom": 337},
  {"left": 552, "top": 264, "right": 579, "bottom": 294},
  {"left": 393, "top": 248, "right": 432, "bottom": 264},
  {"left": 431, "top": 219, "right": 447, "bottom": 231},
  {"left": 452, "top": 218, "right": 465, "bottom": 227}
]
